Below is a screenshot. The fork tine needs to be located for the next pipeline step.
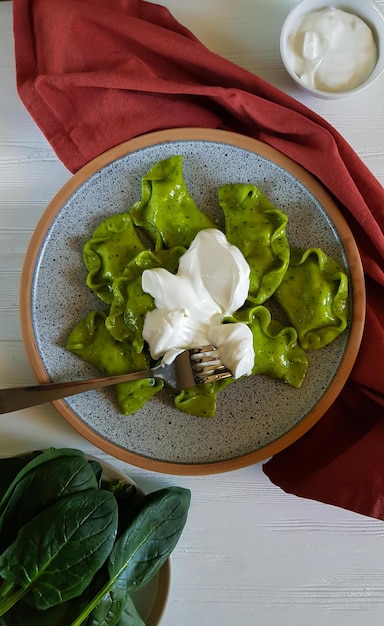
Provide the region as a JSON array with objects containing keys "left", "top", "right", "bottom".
[
  {"left": 189, "top": 346, "right": 232, "bottom": 385},
  {"left": 189, "top": 345, "right": 218, "bottom": 360},
  {"left": 193, "top": 355, "right": 222, "bottom": 365},
  {"left": 189, "top": 346, "right": 224, "bottom": 365},
  {"left": 194, "top": 369, "right": 232, "bottom": 384},
  {"left": 194, "top": 363, "right": 228, "bottom": 375}
]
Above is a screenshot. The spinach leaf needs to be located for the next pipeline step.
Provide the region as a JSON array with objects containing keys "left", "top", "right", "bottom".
[
  {"left": 71, "top": 486, "right": 191, "bottom": 626},
  {"left": 117, "top": 595, "right": 145, "bottom": 626},
  {"left": 101, "top": 479, "right": 139, "bottom": 534},
  {"left": 0, "top": 488, "right": 118, "bottom": 615},
  {"left": 0, "top": 594, "right": 89, "bottom": 626},
  {"left": 0, "top": 448, "right": 87, "bottom": 517},
  {"left": 107, "top": 486, "right": 190, "bottom": 592},
  {"left": 88, "top": 459, "right": 103, "bottom": 484},
  {"left": 0, "top": 452, "right": 43, "bottom": 501},
  {"left": 0, "top": 449, "right": 98, "bottom": 552},
  {"left": 0, "top": 450, "right": 190, "bottom": 625}
]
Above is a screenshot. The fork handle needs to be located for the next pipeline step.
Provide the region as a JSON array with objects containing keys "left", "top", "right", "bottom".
[{"left": 0, "top": 369, "right": 157, "bottom": 414}]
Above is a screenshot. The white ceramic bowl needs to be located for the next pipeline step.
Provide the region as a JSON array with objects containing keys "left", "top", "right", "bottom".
[{"left": 280, "top": 0, "right": 384, "bottom": 97}]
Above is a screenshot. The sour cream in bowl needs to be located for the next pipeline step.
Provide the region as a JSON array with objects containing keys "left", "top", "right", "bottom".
[{"left": 280, "top": 0, "right": 384, "bottom": 97}]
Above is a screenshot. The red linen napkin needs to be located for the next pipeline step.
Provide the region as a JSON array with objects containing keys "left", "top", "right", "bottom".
[{"left": 13, "top": 0, "right": 384, "bottom": 518}]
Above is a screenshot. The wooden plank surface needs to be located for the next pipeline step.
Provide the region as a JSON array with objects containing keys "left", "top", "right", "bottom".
[{"left": 1, "top": 2, "right": 384, "bottom": 624}]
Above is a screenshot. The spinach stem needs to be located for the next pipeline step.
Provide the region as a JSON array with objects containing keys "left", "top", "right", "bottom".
[
  {"left": 0, "top": 585, "right": 27, "bottom": 616},
  {"left": 69, "top": 578, "right": 112, "bottom": 626}
]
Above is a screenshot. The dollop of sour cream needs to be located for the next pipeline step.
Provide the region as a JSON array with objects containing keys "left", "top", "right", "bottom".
[
  {"left": 142, "top": 228, "right": 255, "bottom": 379},
  {"left": 288, "top": 7, "right": 377, "bottom": 92}
]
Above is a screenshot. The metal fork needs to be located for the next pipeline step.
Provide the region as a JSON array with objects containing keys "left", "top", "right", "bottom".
[{"left": 0, "top": 346, "right": 232, "bottom": 414}]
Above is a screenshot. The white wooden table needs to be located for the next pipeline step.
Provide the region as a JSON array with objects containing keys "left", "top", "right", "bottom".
[{"left": 1, "top": 1, "right": 384, "bottom": 624}]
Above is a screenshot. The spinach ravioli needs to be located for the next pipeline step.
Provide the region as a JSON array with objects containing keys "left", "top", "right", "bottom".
[
  {"left": 274, "top": 247, "right": 349, "bottom": 350},
  {"left": 130, "top": 155, "right": 215, "bottom": 249},
  {"left": 66, "top": 156, "right": 349, "bottom": 418},
  {"left": 219, "top": 183, "right": 290, "bottom": 304}
]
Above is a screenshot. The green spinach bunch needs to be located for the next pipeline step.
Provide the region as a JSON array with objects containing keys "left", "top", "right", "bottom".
[{"left": 0, "top": 448, "right": 190, "bottom": 625}]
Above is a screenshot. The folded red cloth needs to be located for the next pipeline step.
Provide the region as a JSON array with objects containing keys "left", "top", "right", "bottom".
[{"left": 13, "top": 0, "right": 384, "bottom": 518}]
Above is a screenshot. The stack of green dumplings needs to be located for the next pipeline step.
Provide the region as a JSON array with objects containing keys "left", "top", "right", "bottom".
[{"left": 67, "top": 156, "right": 349, "bottom": 418}]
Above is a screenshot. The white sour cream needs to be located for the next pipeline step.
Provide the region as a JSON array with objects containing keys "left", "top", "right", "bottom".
[
  {"left": 288, "top": 8, "right": 377, "bottom": 92},
  {"left": 142, "top": 228, "right": 255, "bottom": 379}
]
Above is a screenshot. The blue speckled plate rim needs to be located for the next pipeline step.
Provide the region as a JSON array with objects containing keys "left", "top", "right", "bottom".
[{"left": 19, "top": 128, "right": 366, "bottom": 475}]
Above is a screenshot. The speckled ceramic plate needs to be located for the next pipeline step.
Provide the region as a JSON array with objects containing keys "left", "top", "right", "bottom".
[{"left": 20, "top": 129, "right": 365, "bottom": 474}]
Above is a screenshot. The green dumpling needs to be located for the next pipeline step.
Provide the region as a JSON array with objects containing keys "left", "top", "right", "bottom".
[
  {"left": 130, "top": 155, "right": 215, "bottom": 249},
  {"left": 106, "top": 246, "right": 186, "bottom": 350},
  {"left": 274, "top": 247, "right": 349, "bottom": 350},
  {"left": 173, "top": 378, "right": 233, "bottom": 418},
  {"left": 66, "top": 310, "right": 162, "bottom": 415},
  {"left": 83, "top": 212, "right": 146, "bottom": 305},
  {"left": 232, "top": 306, "right": 308, "bottom": 388},
  {"left": 219, "top": 183, "right": 290, "bottom": 304}
]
